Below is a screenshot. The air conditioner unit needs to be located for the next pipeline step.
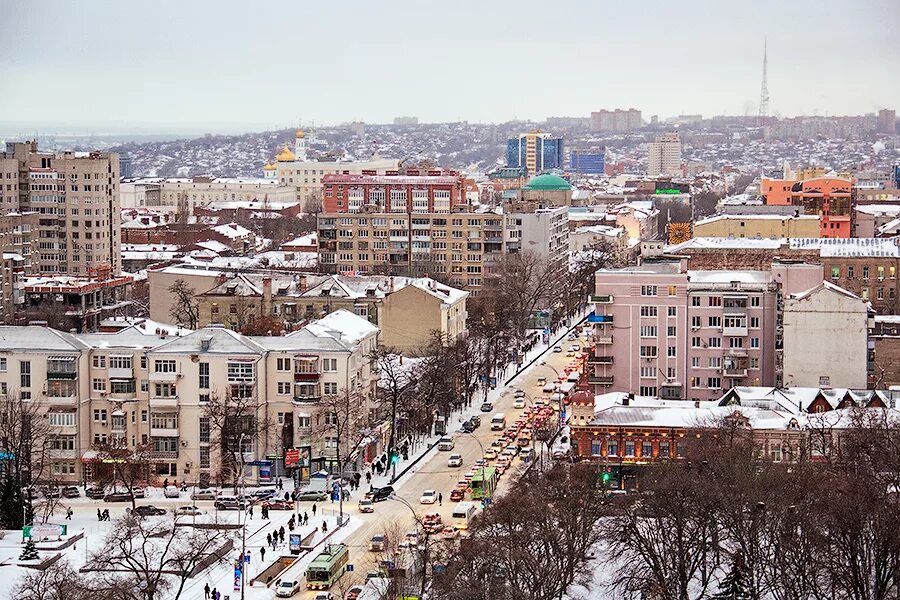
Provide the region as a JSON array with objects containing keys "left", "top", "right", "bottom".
[{"left": 180, "top": 440, "right": 188, "bottom": 447}]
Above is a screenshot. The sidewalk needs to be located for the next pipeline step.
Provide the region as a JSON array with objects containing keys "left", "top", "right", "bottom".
[{"left": 368, "top": 310, "right": 591, "bottom": 492}]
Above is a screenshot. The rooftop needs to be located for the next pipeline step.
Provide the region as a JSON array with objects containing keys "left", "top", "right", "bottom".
[{"left": 522, "top": 174, "right": 572, "bottom": 191}]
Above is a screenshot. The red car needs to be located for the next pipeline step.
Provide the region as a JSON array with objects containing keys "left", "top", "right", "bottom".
[
  {"left": 347, "top": 587, "right": 364, "bottom": 600},
  {"left": 262, "top": 500, "right": 293, "bottom": 510},
  {"left": 449, "top": 488, "right": 465, "bottom": 502}
]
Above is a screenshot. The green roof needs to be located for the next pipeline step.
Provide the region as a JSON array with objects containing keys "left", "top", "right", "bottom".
[{"left": 522, "top": 173, "right": 572, "bottom": 191}]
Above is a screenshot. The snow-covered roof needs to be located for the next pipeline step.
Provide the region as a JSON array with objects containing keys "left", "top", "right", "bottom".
[
  {"left": 193, "top": 240, "right": 232, "bottom": 254},
  {"left": 788, "top": 237, "right": 900, "bottom": 258},
  {"left": 687, "top": 270, "right": 771, "bottom": 285},
  {"left": 282, "top": 233, "right": 317, "bottom": 248},
  {"left": 0, "top": 326, "right": 88, "bottom": 351},
  {"left": 305, "top": 309, "right": 379, "bottom": 344},
  {"left": 694, "top": 213, "right": 818, "bottom": 226},
  {"left": 212, "top": 223, "right": 253, "bottom": 239},
  {"left": 151, "top": 327, "right": 266, "bottom": 355}
]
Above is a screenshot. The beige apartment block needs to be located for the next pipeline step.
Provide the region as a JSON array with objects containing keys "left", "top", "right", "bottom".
[
  {"left": 693, "top": 214, "right": 821, "bottom": 239},
  {"left": 379, "top": 280, "right": 468, "bottom": 354},
  {"left": 0, "top": 310, "right": 380, "bottom": 485}
]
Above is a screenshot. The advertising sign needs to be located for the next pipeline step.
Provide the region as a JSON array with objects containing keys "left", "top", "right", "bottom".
[
  {"left": 285, "top": 449, "right": 300, "bottom": 467},
  {"left": 23, "top": 524, "right": 66, "bottom": 540},
  {"left": 289, "top": 533, "right": 301, "bottom": 554}
]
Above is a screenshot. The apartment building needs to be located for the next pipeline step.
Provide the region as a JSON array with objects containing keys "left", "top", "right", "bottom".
[
  {"left": 506, "top": 131, "right": 564, "bottom": 176},
  {"left": 646, "top": 133, "right": 681, "bottom": 177},
  {"left": 505, "top": 206, "right": 569, "bottom": 270},
  {"left": 122, "top": 177, "right": 297, "bottom": 215},
  {"left": 321, "top": 171, "right": 467, "bottom": 214},
  {"left": 692, "top": 214, "right": 821, "bottom": 239},
  {"left": 0, "top": 310, "right": 380, "bottom": 485},
  {"left": 590, "top": 109, "right": 642, "bottom": 132},
  {"left": 1, "top": 141, "right": 121, "bottom": 275},
  {"left": 589, "top": 260, "right": 823, "bottom": 401},
  {"left": 0, "top": 212, "right": 39, "bottom": 321}
]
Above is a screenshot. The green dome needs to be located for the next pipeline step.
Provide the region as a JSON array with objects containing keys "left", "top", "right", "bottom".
[{"left": 522, "top": 173, "right": 572, "bottom": 191}]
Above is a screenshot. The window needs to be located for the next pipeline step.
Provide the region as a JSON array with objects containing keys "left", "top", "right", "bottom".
[
  {"left": 667, "top": 306, "right": 677, "bottom": 317},
  {"left": 150, "top": 413, "right": 178, "bottom": 429},
  {"left": 691, "top": 337, "right": 702, "bottom": 348},
  {"left": 109, "top": 356, "right": 132, "bottom": 369},
  {"left": 707, "top": 377, "right": 721, "bottom": 389},
  {"left": 640, "top": 285, "right": 657, "bottom": 296},
  {"left": 198, "top": 362, "right": 209, "bottom": 389},
  {"left": 708, "top": 297, "right": 722, "bottom": 307},
  {"left": 863, "top": 266, "right": 870, "bottom": 280},
  {"left": 624, "top": 440, "right": 636, "bottom": 456},
  {"left": 277, "top": 382, "right": 291, "bottom": 395},
  {"left": 667, "top": 326, "right": 676, "bottom": 337},
  {"left": 639, "top": 346, "right": 658, "bottom": 358},
  {"left": 640, "top": 325, "right": 657, "bottom": 337},
  {"left": 708, "top": 337, "right": 721, "bottom": 348},
  {"left": 141, "top": 410, "right": 148, "bottom": 423},
  {"left": 831, "top": 265, "right": 840, "bottom": 279},
  {"left": 0, "top": 358, "right": 5, "bottom": 372},
  {"left": 154, "top": 383, "right": 176, "bottom": 397},
  {"left": 607, "top": 440, "right": 618, "bottom": 456},
  {"left": 878, "top": 266, "right": 885, "bottom": 280},
  {"left": 847, "top": 265, "right": 854, "bottom": 279},
  {"left": 200, "top": 447, "right": 210, "bottom": 469},
  {"left": 708, "top": 316, "right": 721, "bottom": 327},
  {"left": 708, "top": 357, "right": 722, "bottom": 368},
  {"left": 47, "top": 412, "right": 76, "bottom": 427},
  {"left": 140, "top": 355, "right": 147, "bottom": 369},
  {"left": 93, "top": 409, "right": 108, "bottom": 422},
  {"left": 729, "top": 338, "right": 743, "bottom": 348},
  {"left": 591, "top": 440, "right": 602, "bottom": 456},
  {"left": 691, "top": 316, "right": 701, "bottom": 328},
  {"left": 751, "top": 297, "right": 760, "bottom": 307},
  {"left": 92, "top": 378, "right": 106, "bottom": 393},
  {"left": 676, "top": 442, "right": 686, "bottom": 458},
  {"left": 642, "top": 441, "right": 653, "bottom": 457},
  {"left": 750, "top": 358, "right": 759, "bottom": 369},
  {"left": 154, "top": 360, "right": 176, "bottom": 373},
  {"left": 691, "top": 297, "right": 701, "bottom": 307},
  {"left": 640, "top": 306, "right": 658, "bottom": 317},
  {"left": 751, "top": 338, "right": 760, "bottom": 348},
  {"left": 324, "top": 382, "right": 338, "bottom": 395},
  {"left": 93, "top": 355, "right": 106, "bottom": 368},
  {"left": 322, "top": 358, "right": 338, "bottom": 372},
  {"left": 667, "top": 367, "right": 676, "bottom": 378},
  {"left": 276, "top": 358, "right": 291, "bottom": 372},
  {"left": 639, "top": 385, "right": 657, "bottom": 396},
  {"left": 227, "top": 362, "right": 255, "bottom": 382},
  {"left": 659, "top": 440, "right": 670, "bottom": 457},
  {"left": 668, "top": 285, "right": 677, "bottom": 296},
  {"left": 640, "top": 366, "right": 657, "bottom": 378},
  {"left": 667, "top": 346, "right": 676, "bottom": 357},
  {"left": 20, "top": 360, "right": 30, "bottom": 388},
  {"left": 691, "top": 357, "right": 701, "bottom": 367},
  {"left": 199, "top": 394, "right": 210, "bottom": 404},
  {"left": 298, "top": 415, "right": 311, "bottom": 429},
  {"left": 750, "top": 317, "right": 760, "bottom": 328}
]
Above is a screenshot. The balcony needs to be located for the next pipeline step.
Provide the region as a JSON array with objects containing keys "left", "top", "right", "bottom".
[
  {"left": 50, "top": 424, "right": 78, "bottom": 436},
  {"left": 725, "top": 347, "right": 748, "bottom": 357},
  {"left": 723, "top": 326, "right": 748, "bottom": 337},
  {"left": 46, "top": 394, "right": 77, "bottom": 405},
  {"left": 587, "top": 312, "right": 614, "bottom": 324},
  {"left": 588, "top": 355, "right": 614, "bottom": 365},
  {"left": 47, "top": 369, "right": 77, "bottom": 380},
  {"left": 151, "top": 426, "right": 179, "bottom": 437},
  {"left": 149, "top": 371, "right": 179, "bottom": 382},
  {"left": 591, "top": 295, "right": 614, "bottom": 304},
  {"left": 294, "top": 371, "right": 320, "bottom": 382},
  {"left": 150, "top": 449, "right": 179, "bottom": 460},
  {"left": 724, "top": 368, "right": 748, "bottom": 377},
  {"left": 293, "top": 394, "right": 321, "bottom": 404},
  {"left": 596, "top": 336, "right": 614, "bottom": 345},
  {"left": 588, "top": 375, "right": 614, "bottom": 385},
  {"left": 108, "top": 367, "right": 133, "bottom": 379},
  {"left": 150, "top": 396, "right": 179, "bottom": 408}
]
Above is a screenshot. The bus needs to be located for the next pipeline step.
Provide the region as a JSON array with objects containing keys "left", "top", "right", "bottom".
[
  {"left": 305, "top": 543, "right": 349, "bottom": 589},
  {"left": 470, "top": 467, "right": 499, "bottom": 500},
  {"left": 451, "top": 502, "right": 477, "bottom": 530}
]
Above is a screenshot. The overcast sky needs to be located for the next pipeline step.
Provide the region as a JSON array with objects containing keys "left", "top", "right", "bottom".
[{"left": 2, "top": 0, "right": 898, "bottom": 132}]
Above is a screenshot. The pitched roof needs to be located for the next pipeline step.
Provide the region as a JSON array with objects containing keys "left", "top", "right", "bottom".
[
  {"left": 0, "top": 326, "right": 88, "bottom": 351},
  {"left": 150, "top": 327, "right": 265, "bottom": 355}
]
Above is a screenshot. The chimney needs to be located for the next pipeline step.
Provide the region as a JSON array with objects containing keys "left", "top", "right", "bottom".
[
  {"left": 200, "top": 336, "right": 211, "bottom": 352},
  {"left": 262, "top": 277, "right": 273, "bottom": 315}
]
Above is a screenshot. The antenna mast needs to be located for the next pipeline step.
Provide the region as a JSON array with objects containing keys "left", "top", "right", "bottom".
[{"left": 759, "top": 38, "right": 770, "bottom": 119}]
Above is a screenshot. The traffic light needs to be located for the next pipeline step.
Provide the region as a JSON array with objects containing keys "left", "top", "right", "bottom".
[{"left": 601, "top": 471, "right": 611, "bottom": 484}]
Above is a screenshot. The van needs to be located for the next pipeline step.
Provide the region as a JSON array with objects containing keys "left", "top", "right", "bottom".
[
  {"left": 542, "top": 383, "right": 556, "bottom": 394},
  {"left": 437, "top": 437, "right": 455, "bottom": 451},
  {"left": 451, "top": 501, "right": 477, "bottom": 530},
  {"left": 490, "top": 413, "right": 506, "bottom": 431}
]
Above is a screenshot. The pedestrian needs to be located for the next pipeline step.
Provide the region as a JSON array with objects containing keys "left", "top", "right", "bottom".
[
  {"left": 330, "top": 491, "right": 334, "bottom": 504},
  {"left": 260, "top": 546, "right": 266, "bottom": 562},
  {"left": 164, "top": 478, "right": 169, "bottom": 489},
  {"left": 210, "top": 587, "right": 216, "bottom": 600},
  {"left": 322, "top": 521, "right": 328, "bottom": 533},
  {"left": 438, "top": 492, "right": 442, "bottom": 506},
  {"left": 303, "top": 512, "right": 308, "bottom": 526},
  {"left": 204, "top": 583, "right": 210, "bottom": 599},
  {"left": 365, "top": 471, "right": 371, "bottom": 484},
  {"left": 284, "top": 492, "right": 289, "bottom": 502},
  {"left": 266, "top": 532, "right": 272, "bottom": 547},
  {"left": 279, "top": 526, "right": 285, "bottom": 542},
  {"left": 249, "top": 504, "right": 254, "bottom": 519},
  {"left": 103, "top": 508, "right": 110, "bottom": 521},
  {"left": 288, "top": 520, "right": 294, "bottom": 532},
  {"left": 264, "top": 506, "right": 270, "bottom": 520},
  {"left": 97, "top": 508, "right": 102, "bottom": 521},
  {"left": 66, "top": 507, "right": 73, "bottom": 519},
  {"left": 312, "top": 503, "right": 316, "bottom": 516}
]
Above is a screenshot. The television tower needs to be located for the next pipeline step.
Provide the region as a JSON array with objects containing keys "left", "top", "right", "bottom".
[{"left": 759, "top": 38, "right": 770, "bottom": 118}]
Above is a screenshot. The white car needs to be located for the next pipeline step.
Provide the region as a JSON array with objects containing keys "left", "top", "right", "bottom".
[
  {"left": 175, "top": 506, "right": 203, "bottom": 516},
  {"left": 164, "top": 485, "right": 180, "bottom": 498},
  {"left": 437, "top": 436, "right": 455, "bottom": 451},
  {"left": 569, "top": 344, "right": 580, "bottom": 352},
  {"left": 513, "top": 398, "right": 526, "bottom": 409},
  {"left": 314, "top": 594, "right": 334, "bottom": 600},
  {"left": 447, "top": 453, "right": 463, "bottom": 467},
  {"left": 552, "top": 346, "right": 562, "bottom": 353},
  {"left": 275, "top": 579, "right": 302, "bottom": 597},
  {"left": 420, "top": 490, "right": 437, "bottom": 504}
]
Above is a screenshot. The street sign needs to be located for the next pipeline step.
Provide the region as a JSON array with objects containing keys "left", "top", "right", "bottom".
[{"left": 346, "top": 564, "right": 354, "bottom": 572}]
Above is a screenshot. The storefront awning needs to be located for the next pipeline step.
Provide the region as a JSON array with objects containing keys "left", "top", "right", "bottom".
[{"left": 81, "top": 450, "right": 97, "bottom": 462}]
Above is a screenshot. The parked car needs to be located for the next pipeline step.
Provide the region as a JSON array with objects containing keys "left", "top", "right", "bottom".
[
  {"left": 252, "top": 488, "right": 277, "bottom": 501},
  {"left": 552, "top": 346, "right": 562, "bottom": 353},
  {"left": 479, "top": 402, "right": 494, "bottom": 413},
  {"left": 347, "top": 586, "right": 364, "bottom": 600},
  {"left": 190, "top": 489, "right": 217, "bottom": 501},
  {"left": 442, "top": 525, "right": 459, "bottom": 539},
  {"left": 314, "top": 593, "right": 334, "bottom": 600},
  {"left": 104, "top": 491, "right": 134, "bottom": 502},
  {"left": 469, "top": 415, "right": 481, "bottom": 428},
  {"left": 569, "top": 344, "right": 580, "bottom": 352},
  {"left": 358, "top": 499, "right": 375, "bottom": 513},
  {"left": 420, "top": 490, "right": 437, "bottom": 504},
  {"left": 132, "top": 488, "right": 146, "bottom": 498},
  {"left": 295, "top": 490, "right": 327, "bottom": 502},
  {"left": 275, "top": 579, "right": 302, "bottom": 598},
  {"left": 61, "top": 486, "right": 80, "bottom": 498},
  {"left": 86, "top": 487, "right": 106, "bottom": 500},
  {"left": 175, "top": 506, "right": 204, "bottom": 516},
  {"left": 214, "top": 496, "right": 247, "bottom": 510},
  {"left": 366, "top": 485, "right": 394, "bottom": 503},
  {"left": 22, "top": 487, "right": 39, "bottom": 500},
  {"left": 40, "top": 486, "right": 61, "bottom": 499},
  {"left": 131, "top": 505, "right": 167, "bottom": 517},
  {"left": 368, "top": 534, "right": 386, "bottom": 551},
  {"left": 536, "top": 376, "right": 547, "bottom": 386},
  {"left": 447, "top": 453, "right": 463, "bottom": 467},
  {"left": 483, "top": 448, "right": 498, "bottom": 460},
  {"left": 164, "top": 485, "right": 180, "bottom": 498},
  {"left": 262, "top": 500, "right": 293, "bottom": 510}
]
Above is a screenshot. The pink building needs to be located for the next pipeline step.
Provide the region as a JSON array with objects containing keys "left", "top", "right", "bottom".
[{"left": 590, "top": 260, "right": 823, "bottom": 401}]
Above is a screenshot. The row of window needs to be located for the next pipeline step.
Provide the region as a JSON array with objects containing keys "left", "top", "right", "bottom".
[{"left": 589, "top": 438, "right": 686, "bottom": 459}]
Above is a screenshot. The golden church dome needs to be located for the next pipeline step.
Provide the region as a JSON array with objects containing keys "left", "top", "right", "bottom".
[
  {"left": 263, "top": 163, "right": 276, "bottom": 171},
  {"left": 275, "top": 145, "right": 296, "bottom": 162},
  {"left": 295, "top": 129, "right": 306, "bottom": 139}
]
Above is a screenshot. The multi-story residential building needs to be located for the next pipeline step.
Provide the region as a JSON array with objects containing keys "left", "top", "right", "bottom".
[
  {"left": 646, "top": 132, "right": 681, "bottom": 177},
  {"left": 0, "top": 211, "right": 38, "bottom": 321},
  {"left": 270, "top": 130, "right": 400, "bottom": 204},
  {"left": 692, "top": 214, "right": 821, "bottom": 239},
  {"left": 781, "top": 282, "right": 873, "bottom": 389},
  {"left": 505, "top": 206, "right": 569, "bottom": 271},
  {"left": 790, "top": 177, "right": 854, "bottom": 238},
  {"left": 22, "top": 273, "right": 134, "bottom": 332},
  {"left": 589, "top": 260, "right": 823, "bottom": 401},
  {"left": 0, "top": 310, "right": 380, "bottom": 485},
  {"left": 854, "top": 204, "right": 900, "bottom": 237},
  {"left": 871, "top": 316, "right": 900, "bottom": 388},
  {"left": 1, "top": 140, "right": 121, "bottom": 275},
  {"left": 506, "top": 131, "right": 564, "bottom": 176},
  {"left": 878, "top": 108, "right": 896, "bottom": 134},
  {"left": 321, "top": 171, "right": 467, "bottom": 214},
  {"left": 590, "top": 109, "right": 642, "bottom": 132},
  {"left": 122, "top": 177, "right": 298, "bottom": 215}
]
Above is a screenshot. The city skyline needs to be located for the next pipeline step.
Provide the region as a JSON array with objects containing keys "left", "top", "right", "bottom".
[{"left": 2, "top": 0, "right": 898, "bottom": 133}]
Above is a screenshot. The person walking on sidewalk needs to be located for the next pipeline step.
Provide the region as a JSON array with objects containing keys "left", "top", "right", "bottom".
[
  {"left": 66, "top": 507, "right": 73, "bottom": 519},
  {"left": 438, "top": 493, "right": 442, "bottom": 506},
  {"left": 312, "top": 503, "right": 316, "bottom": 516},
  {"left": 204, "top": 583, "right": 210, "bottom": 599},
  {"left": 260, "top": 546, "right": 266, "bottom": 562}
]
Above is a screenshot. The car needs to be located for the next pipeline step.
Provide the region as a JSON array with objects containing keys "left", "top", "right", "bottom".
[
  {"left": 191, "top": 489, "right": 217, "bottom": 501},
  {"left": 40, "top": 486, "right": 61, "bottom": 499},
  {"left": 513, "top": 398, "right": 526, "bottom": 409},
  {"left": 461, "top": 420, "right": 476, "bottom": 433},
  {"left": 314, "top": 593, "right": 334, "bottom": 600},
  {"left": 85, "top": 487, "right": 106, "bottom": 500},
  {"left": 131, "top": 505, "right": 167, "bottom": 517},
  {"left": 368, "top": 534, "right": 386, "bottom": 552},
  {"left": 263, "top": 500, "right": 293, "bottom": 510},
  {"left": 496, "top": 464, "right": 507, "bottom": 476},
  {"left": 566, "top": 350, "right": 574, "bottom": 357},
  {"left": 214, "top": 497, "right": 247, "bottom": 510},
  {"left": 455, "top": 479, "right": 469, "bottom": 491},
  {"left": 403, "top": 531, "right": 420, "bottom": 547},
  {"left": 164, "top": 485, "right": 180, "bottom": 498},
  {"left": 570, "top": 344, "right": 580, "bottom": 352},
  {"left": 472, "top": 458, "right": 487, "bottom": 468},
  {"left": 420, "top": 490, "right": 437, "bottom": 504},
  {"left": 358, "top": 499, "right": 375, "bottom": 513},
  {"left": 295, "top": 490, "right": 328, "bottom": 502},
  {"left": 442, "top": 525, "right": 459, "bottom": 539},
  {"left": 366, "top": 485, "right": 394, "bottom": 503},
  {"left": 491, "top": 438, "right": 505, "bottom": 449},
  {"left": 175, "top": 506, "right": 204, "bottom": 516},
  {"left": 347, "top": 586, "right": 364, "bottom": 600},
  {"left": 520, "top": 448, "right": 534, "bottom": 462},
  {"left": 365, "top": 571, "right": 380, "bottom": 581},
  {"left": 132, "top": 488, "right": 146, "bottom": 499},
  {"left": 447, "top": 453, "right": 463, "bottom": 467},
  {"left": 61, "top": 485, "right": 80, "bottom": 498},
  {"left": 252, "top": 488, "right": 277, "bottom": 501},
  {"left": 104, "top": 491, "right": 134, "bottom": 502},
  {"left": 536, "top": 376, "right": 547, "bottom": 386},
  {"left": 469, "top": 415, "right": 481, "bottom": 428},
  {"left": 514, "top": 389, "right": 526, "bottom": 398},
  {"left": 450, "top": 489, "right": 465, "bottom": 502},
  {"left": 275, "top": 579, "right": 302, "bottom": 598},
  {"left": 552, "top": 346, "right": 562, "bottom": 353},
  {"left": 497, "top": 456, "right": 512, "bottom": 468},
  {"left": 483, "top": 448, "right": 498, "bottom": 460},
  {"left": 479, "top": 402, "right": 494, "bottom": 413},
  {"left": 463, "top": 471, "right": 475, "bottom": 481},
  {"left": 437, "top": 436, "right": 455, "bottom": 451}
]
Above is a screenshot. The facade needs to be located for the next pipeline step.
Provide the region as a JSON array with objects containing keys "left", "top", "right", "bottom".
[
  {"left": 569, "top": 225, "right": 628, "bottom": 264},
  {"left": 590, "top": 109, "right": 642, "bottom": 132},
  {"left": 22, "top": 274, "right": 134, "bottom": 332},
  {"left": 854, "top": 205, "right": 900, "bottom": 237},
  {"left": 782, "top": 282, "right": 873, "bottom": 389},
  {"left": 692, "top": 214, "right": 821, "bottom": 239},
  {"left": 646, "top": 133, "right": 681, "bottom": 177},
  {"left": 132, "top": 177, "right": 297, "bottom": 216},
  {"left": 0, "top": 212, "right": 39, "bottom": 321},
  {"left": 1, "top": 141, "right": 121, "bottom": 275},
  {"left": 506, "top": 132, "right": 564, "bottom": 176},
  {"left": 791, "top": 177, "right": 853, "bottom": 238},
  {"left": 379, "top": 281, "right": 469, "bottom": 354},
  {"left": 871, "top": 316, "right": 900, "bottom": 388},
  {"left": 569, "top": 150, "right": 606, "bottom": 176},
  {"left": 506, "top": 206, "right": 569, "bottom": 269},
  {"left": 321, "top": 171, "right": 466, "bottom": 214},
  {"left": 0, "top": 312, "right": 380, "bottom": 484},
  {"left": 878, "top": 109, "right": 896, "bottom": 134}
]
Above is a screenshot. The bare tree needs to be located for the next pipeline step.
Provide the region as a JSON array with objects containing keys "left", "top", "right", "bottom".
[
  {"left": 370, "top": 347, "right": 416, "bottom": 476},
  {"left": 168, "top": 279, "right": 200, "bottom": 329},
  {"left": 202, "top": 387, "right": 270, "bottom": 492},
  {"left": 13, "top": 560, "right": 91, "bottom": 600},
  {"left": 92, "top": 441, "right": 156, "bottom": 510},
  {"left": 317, "top": 388, "right": 368, "bottom": 520},
  {"left": 0, "top": 392, "right": 52, "bottom": 528}
]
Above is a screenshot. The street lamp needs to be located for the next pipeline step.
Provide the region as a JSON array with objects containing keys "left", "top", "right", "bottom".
[
  {"left": 388, "top": 494, "right": 430, "bottom": 600},
  {"left": 237, "top": 433, "right": 248, "bottom": 600}
]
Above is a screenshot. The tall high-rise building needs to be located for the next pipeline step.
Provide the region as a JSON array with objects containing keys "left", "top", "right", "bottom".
[
  {"left": 0, "top": 141, "right": 121, "bottom": 275},
  {"left": 506, "top": 131, "right": 564, "bottom": 176},
  {"left": 878, "top": 109, "right": 896, "bottom": 134},
  {"left": 590, "top": 109, "right": 642, "bottom": 132},
  {"left": 646, "top": 132, "right": 682, "bottom": 177}
]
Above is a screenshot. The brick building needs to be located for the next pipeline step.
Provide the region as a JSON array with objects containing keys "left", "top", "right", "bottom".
[{"left": 321, "top": 171, "right": 466, "bottom": 214}]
